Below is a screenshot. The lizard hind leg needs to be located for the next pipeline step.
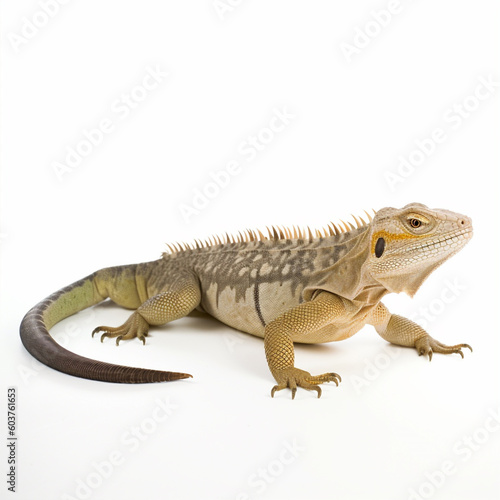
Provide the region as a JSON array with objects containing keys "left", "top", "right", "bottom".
[{"left": 93, "top": 277, "right": 201, "bottom": 346}]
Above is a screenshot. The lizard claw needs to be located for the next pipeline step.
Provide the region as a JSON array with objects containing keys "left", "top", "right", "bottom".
[
  {"left": 271, "top": 367, "right": 341, "bottom": 399},
  {"left": 415, "top": 336, "right": 472, "bottom": 361},
  {"left": 92, "top": 312, "right": 150, "bottom": 346}
]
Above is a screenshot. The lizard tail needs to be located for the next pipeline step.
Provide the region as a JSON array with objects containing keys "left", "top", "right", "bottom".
[{"left": 19, "top": 270, "right": 192, "bottom": 383}]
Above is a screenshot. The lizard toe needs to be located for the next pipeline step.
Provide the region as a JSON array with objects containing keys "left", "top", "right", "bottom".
[
  {"left": 307, "top": 372, "right": 342, "bottom": 386},
  {"left": 271, "top": 383, "right": 287, "bottom": 398},
  {"left": 431, "top": 340, "right": 472, "bottom": 358}
]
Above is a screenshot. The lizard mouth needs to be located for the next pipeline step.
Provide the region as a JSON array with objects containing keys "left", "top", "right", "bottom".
[{"left": 403, "top": 226, "right": 473, "bottom": 256}]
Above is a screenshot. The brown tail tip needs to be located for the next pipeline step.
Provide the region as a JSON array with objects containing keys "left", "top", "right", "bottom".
[
  {"left": 131, "top": 370, "right": 193, "bottom": 383},
  {"left": 172, "top": 372, "right": 193, "bottom": 380}
]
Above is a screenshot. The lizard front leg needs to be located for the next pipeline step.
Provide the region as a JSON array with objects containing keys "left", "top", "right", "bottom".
[
  {"left": 265, "top": 291, "right": 344, "bottom": 399},
  {"left": 367, "top": 302, "right": 472, "bottom": 360}
]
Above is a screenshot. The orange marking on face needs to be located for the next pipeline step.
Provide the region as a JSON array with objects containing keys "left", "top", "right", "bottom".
[{"left": 370, "top": 230, "right": 427, "bottom": 255}]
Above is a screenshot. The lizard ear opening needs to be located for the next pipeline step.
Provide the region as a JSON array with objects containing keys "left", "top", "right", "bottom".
[{"left": 375, "top": 237, "right": 385, "bottom": 258}]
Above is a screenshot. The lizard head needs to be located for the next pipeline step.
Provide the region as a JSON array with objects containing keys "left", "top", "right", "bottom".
[{"left": 366, "top": 203, "right": 473, "bottom": 296}]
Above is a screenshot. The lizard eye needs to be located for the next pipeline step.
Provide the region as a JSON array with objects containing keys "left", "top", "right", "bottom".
[{"left": 408, "top": 218, "right": 422, "bottom": 229}]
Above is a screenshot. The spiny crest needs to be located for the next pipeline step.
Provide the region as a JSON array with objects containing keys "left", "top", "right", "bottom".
[{"left": 163, "top": 209, "right": 376, "bottom": 254}]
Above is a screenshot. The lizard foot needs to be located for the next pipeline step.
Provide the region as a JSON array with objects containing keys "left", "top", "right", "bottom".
[
  {"left": 92, "top": 312, "right": 150, "bottom": 346},
  {"left": 415, "top": 336, "right": 472, "bottom": 361},
  {"left": 271, "top": 367, "right": 341, "bottom": 399}
]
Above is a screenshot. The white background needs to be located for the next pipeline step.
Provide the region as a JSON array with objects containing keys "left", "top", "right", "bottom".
[{"left": 1, "top": 1, "right": 500, "bottom": 499}]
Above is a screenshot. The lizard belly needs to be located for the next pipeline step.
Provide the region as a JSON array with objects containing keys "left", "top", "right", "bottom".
[
  {"left": 200, "top": 280, "right": 303, "bottom": 338},
  {"left": 200, "top": 279, "right": 371, "bottom": 344}
]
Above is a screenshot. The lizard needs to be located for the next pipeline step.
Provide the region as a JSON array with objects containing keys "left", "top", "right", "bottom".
[{"left": 20, "top": 202, "right": 473, "bottom": 398}]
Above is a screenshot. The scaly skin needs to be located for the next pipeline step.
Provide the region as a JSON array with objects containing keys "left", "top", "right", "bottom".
[{"left": 20, "top": 203, "right": 473, "bottom": 396}]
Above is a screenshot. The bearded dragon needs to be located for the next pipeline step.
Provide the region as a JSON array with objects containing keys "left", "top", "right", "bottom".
[{"left": 20, "top": 203, "right": 473, "bottom": 398}]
